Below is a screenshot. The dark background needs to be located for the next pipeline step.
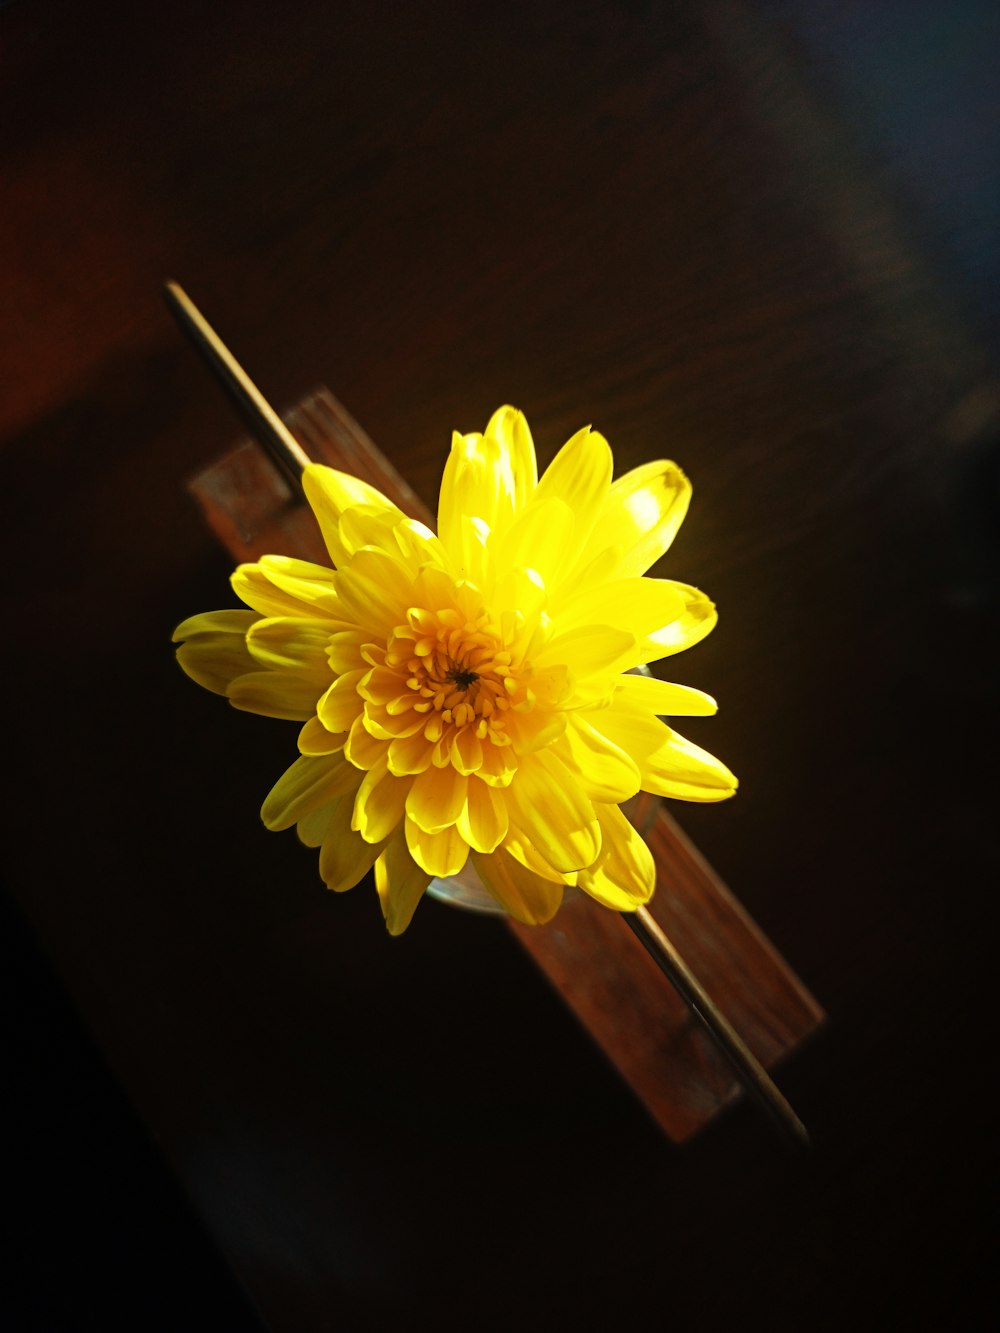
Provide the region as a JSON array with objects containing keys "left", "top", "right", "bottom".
[{"left": 2, "top": 2, "right": 997, "bottom": 1330}]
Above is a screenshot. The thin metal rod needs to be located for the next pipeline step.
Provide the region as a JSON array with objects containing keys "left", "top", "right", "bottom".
[
  {"left": 626, "top": 906, "right": 810, "bottom": 1147},
  {"left": 163, "top": 281, "right": 311, "bottom": 491}
]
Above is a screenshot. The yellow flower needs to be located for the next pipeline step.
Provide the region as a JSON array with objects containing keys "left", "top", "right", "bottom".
[{"left": 173, "top": 406, "right": 736, "bottom": 934}]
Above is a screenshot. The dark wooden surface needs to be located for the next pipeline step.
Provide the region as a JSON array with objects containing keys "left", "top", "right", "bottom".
[{"left": 2, "top": 2, "right": 996, "bottom": 1330}]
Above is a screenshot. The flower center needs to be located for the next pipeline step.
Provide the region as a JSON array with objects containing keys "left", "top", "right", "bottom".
[
  {"left": 447, "top": 666, "right": 479, "bottom": 690},
  {"left": 383, "top": 605, "right": 526, "bottom": 741}
]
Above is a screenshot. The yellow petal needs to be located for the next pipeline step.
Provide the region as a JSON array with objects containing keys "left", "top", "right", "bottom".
[
  {"left": 595, "top": 459, "right": 691, "bottom": 578},
  {"left": 505, "top": 709, "right": 567, "bottom": 756},
  {"left": 577, "top": 804, "right": 656, "bottom": 910},
  {"left": 642, "top": 727, "right": 739, "bottom": 802},
  {"left": 236, "top": 555, "right": 345, "bottom": 620},
  {"left": 246, "top": 617, "right": 333, "bottom": 677},
  {"left": 337, "top": 505, "right": 400, "bottom": 560},
  {"left": 353, "top": 760, "right": 413, "bottom": 843},
  {"left": 450, "top": 724, "right": 484, "bottom": 775},
  {"left": 298, "top": 716, "right": 348, "bottom": 755},
  {"left": 534, "top": 426, "right": 612, "bottom": 574},
  {"left": 471, "top": 848, "right": 563, "bottom": 925},
  {"left": 358, "top": 666, "right": 410, "bottom": 707},
  {"left": 228, "top": 670, "right": 327, "bottom": 721},
  {"left": 558, "top": 717, "right": 641, "bottom": 803},
  {"left": 302, "top": 462, "right": 402, "bottom": 568},
  {"left": 553, "top": 578, "right": 685, "bottom": 644},
  {"left": 506, "top": 748, "right": 600, "bottom": 873},
  {"left": 375, "top": 827, "right": 432, "bottom": 935},
  {"left": 387, "top": 728, "right": 435, "bottom": 776},
  {"left": 344, "top": 713, "right": 386, "bottom": 769},
  {"left": 613, "top": 672, "right": 718, "bottom": 717},
  {"left": 593, "top": 704, "right": 738, "bottom": 802},
  {"left": 641, "top": 581, "right": 718, "bottom": 660},
  {"left": 261, "top": 754, "right": 360, "bottom": 831},
  {"left": 316, "top": 669, "right": 366, "bottom": 732},
  {"left": 492, "top": 497, "right": 573, "bottom": 590},
  {"left": 456, "top": 776, "right": 509, "bottom": 853},
  {"left": 532, "top": 624, "right": 635, "bottom": 677},
  {"left": 503, "top": 830, "right": 578, "bottom": 884},
  {"left": 326, "top": 629, "right": 370, "bottom": 675},
  {"left": 405, "top": 765, "right": 468, "bottom": 834},
  {"left": 438, "top": 409, "right": 534, "bottom": 556},
  {"left": 172, "top": 608, "right": 258, "bottom": 643},
  {"left": 173, "top": 610, "right": 258, "bottom": 695},
  {"left": 404, "top": 817, "right": 469, "bottom": 878},
  {"left": 296, "top": 804, "right": 332, "bottom": 848},
  {"left": 333, "top": 548, "right": 412, "bottom": 634},
  {"left": 319, "top": 794, "right": 384, "bottom": 892},
  {"left": 484, "top": 404, "right": 537, "bottom": 508},
  {"left": 392, "top": 517, "right": 449, "bottom": 570}
]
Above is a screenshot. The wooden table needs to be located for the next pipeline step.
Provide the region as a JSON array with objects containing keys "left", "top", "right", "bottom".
[{"left": 2, "top": 2, "right": 995, "bottom": 1329}]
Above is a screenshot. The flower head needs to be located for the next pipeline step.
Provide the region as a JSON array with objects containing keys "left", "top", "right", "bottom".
[{"left": 174, "top": 407, "right": 736, "bottom": 933}]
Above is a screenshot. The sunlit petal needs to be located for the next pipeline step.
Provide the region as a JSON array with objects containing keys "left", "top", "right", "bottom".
[
  {"left": 302, "top": 463, "right": 403, "bottom": 567},
  {"left": 612, "top": 672, "right": 718, "bottom": 716},
  {"left": 577, "top": 803, "right": 656, "bottom": 910},
  {"left": 472, "top": 847, "right": 563, "bottom": 925},
  {"left": 506, "top": 749, "right": 601, "bottom": 873}
]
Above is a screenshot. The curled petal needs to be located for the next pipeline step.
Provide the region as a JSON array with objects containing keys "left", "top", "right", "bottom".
[
  {"left": 303, "top": 463, "right": 403, "bottom": 568},
  {"left": 472, "top": 848, "right": 564, "bottom": 925},
  {"left": 298, "top": 716, "right": 348, "bottom": 755},
  {"left": 404, "top": 817, "right": 469, "bottom": 879},
  {"left": 387, "top": 728, "right": 435, "bottom": 776},
  {"left": 316, "top": 669, "right": 366, "bottom": 733},
  {"left": 577, "top": 804, "right": 656, "bottom": 910},
  {"left": 344, "top": 714, "right": 386, "bottom": 769},
  {"left": 456, "top": 776, "right": 509, "bottom": 853},
  {"left": 641, "top": 727, "right": 738, "bottom": 802},
  {"left": 375, "top": 828, "right": 433, "bottom": 935},
  {"left": 595, "top": 459, "right": 692, "bottom": 578},
  {"left": 641, "top": 582, "right": 718, "bottom": 661},
  {"left": 593, "top": 704, "right": 737, "bottom": 802},
  {"left": 353, "top": 760, "right": 414, "bottom": 843}
]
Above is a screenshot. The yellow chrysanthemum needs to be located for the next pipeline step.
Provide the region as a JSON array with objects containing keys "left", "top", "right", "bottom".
[{"left": 173, "top": 406, "right": 736, "bottom": 934}]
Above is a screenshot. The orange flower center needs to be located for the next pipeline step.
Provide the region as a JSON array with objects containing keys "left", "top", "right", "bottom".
[{"left": 383, "top": 606, "right": 528, "bottom": 745}]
